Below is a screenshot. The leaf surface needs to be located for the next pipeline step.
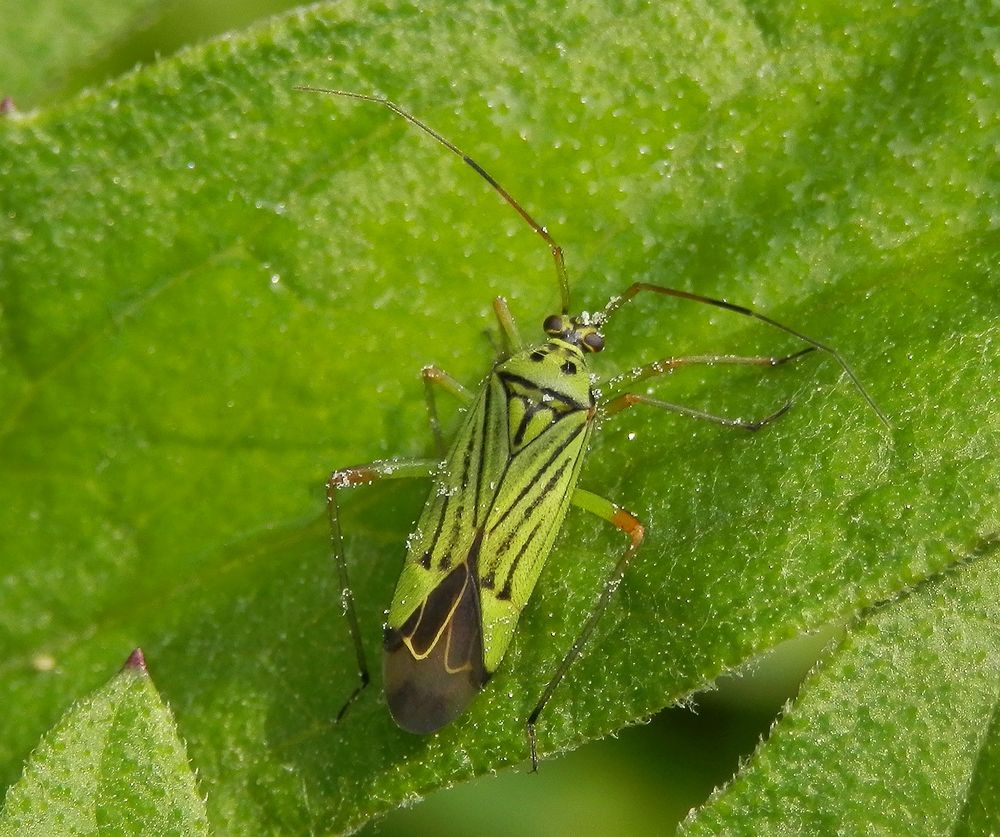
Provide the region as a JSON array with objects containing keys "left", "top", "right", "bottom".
[{"left": 1, "top": 0, "right": 996, "bottom": 833}]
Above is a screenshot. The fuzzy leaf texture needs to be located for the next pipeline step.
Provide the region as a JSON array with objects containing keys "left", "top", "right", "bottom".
[
  {"left": 0, "top": 0, "right": 160, "bottom": 105},
  {"left": 0, "top": 651, "right": 209, "bottom": 837},
  {"left": 682, "top": 548, "right": 1000, "bottom": 834},
  {"left": 0, "top": 0, "right": 996, "bottom": 834}
]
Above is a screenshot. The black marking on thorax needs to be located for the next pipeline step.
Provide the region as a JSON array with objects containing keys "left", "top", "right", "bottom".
[{"left": 497, "top": 370, "right": 589, "bottom": 452}]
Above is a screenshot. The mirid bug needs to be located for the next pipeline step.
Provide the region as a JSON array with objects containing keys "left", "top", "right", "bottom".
[{"left": 300, "top": 87, "right": 887, "bottom": 769}]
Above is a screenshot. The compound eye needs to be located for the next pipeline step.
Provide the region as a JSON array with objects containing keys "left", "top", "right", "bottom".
[
  {"left": 543, "top": 314, "right": 564, "bottom": 335},
  {"left": 582, "top": 332, "right": 605, "bottom": 352}
]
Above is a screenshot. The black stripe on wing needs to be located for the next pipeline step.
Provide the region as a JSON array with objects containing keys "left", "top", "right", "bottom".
[
  {"left": 477, "top": 413, "right": 591, "bottom": 602},
  {"left": 488, "top": 420, "right": 587, "bottom": 536}
]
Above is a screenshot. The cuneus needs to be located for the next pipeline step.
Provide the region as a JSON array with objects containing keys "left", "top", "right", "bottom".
[{"left": 299, "top": 87, "right": 888, "bottom": 770}]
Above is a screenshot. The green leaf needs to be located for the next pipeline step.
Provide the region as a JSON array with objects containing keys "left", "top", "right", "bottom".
[
  {"left": 0, "top": 0, "right": 305, "bottom": 107},
  {"left": 0, "top": 0, "right": 157, "bottom": 105},
  {"left": 680, "top": 546, "right": 1000, "bottom": 834},
  {"left": 0, "top": 0, "right": 996, "bottom": 834},
  {"left": 0, "top": 650, "right": 209, "bottom": 837}
]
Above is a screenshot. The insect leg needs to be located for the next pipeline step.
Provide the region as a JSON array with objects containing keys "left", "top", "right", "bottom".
[
  {"left": 602, "top": 391, "right": 792, "bottom": 431},
  {"left": 600, "top": 282, "right": 888, "bottom": 428},
  {"left": 599, "top": 348, "right": 812, "bottom": 430},
  {"left": 603, "top": 347, "right": 814, "bottom": 394},
  {"left": 423, "top": 298, "right": 521, "bottom": 452},
  {"left": 492, "top": 296, "right": 524, "bottom": 357},
  {"left": 422, "top": 366, "right": 473, "bottom": 456},
  {"left": 525, "top": 487, "right": 644, "bottom": 771},
  {"left": 326, "top": 458, "right": 439, "bottom": 720}
]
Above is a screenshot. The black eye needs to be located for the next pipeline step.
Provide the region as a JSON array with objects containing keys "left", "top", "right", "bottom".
[
  {"left": 560, "top": 361, "right": 577, "bottom": 375},
  {"left": 530, "top": 349, "right": 547, "bottom": 362},
  {"left": 543, "top": 315, "right": 563, "bottom": 334},
  {"left": 583, "top": 332, "right": 605, "bottom": 352}
]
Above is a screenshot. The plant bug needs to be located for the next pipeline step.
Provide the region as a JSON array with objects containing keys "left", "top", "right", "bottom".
[{"left": 298, "top": 87, "right": 888, "bottom": 769}]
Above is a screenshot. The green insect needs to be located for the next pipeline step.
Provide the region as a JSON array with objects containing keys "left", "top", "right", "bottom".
[{"left": 300, "top": 87, "right": 887, "bottom": 768}]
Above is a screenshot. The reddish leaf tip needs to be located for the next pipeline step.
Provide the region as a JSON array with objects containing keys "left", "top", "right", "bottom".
[{"left": 122, "top": 647, "right": 148, "bottom": 674}]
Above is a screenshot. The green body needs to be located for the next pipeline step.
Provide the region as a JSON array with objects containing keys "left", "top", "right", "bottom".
[{"left": 383, "top": 337, "right": 596, "bottom": 732}]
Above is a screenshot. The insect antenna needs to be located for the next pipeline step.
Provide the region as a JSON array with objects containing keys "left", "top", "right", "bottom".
[
  {"left": 295, "top": 86, "right": 572, "bottom": 314},
  {"left": 602, "top": 282, "right": 890, "bottom": 428}
]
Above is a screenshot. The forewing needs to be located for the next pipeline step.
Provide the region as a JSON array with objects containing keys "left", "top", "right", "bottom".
[{"left": 475, "top": 401, "right": 592, "bottom": 672}]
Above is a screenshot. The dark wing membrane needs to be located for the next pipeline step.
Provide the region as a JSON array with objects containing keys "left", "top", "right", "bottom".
[{"left": 383, "top": 558, "right": 488, "bottom": 734}]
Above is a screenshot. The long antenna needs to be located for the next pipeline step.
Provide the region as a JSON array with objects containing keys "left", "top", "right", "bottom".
[{"left": 295, "top": 87, "right": 572, "bottom": 313}]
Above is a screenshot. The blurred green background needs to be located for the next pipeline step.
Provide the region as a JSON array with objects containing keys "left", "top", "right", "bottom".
[{"left": 2, "top": 1, "right": 827, "bottom": 832}]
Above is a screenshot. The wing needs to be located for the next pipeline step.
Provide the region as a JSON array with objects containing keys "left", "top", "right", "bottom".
[
  {"left": 382, "top": 379, "right": 505, "bottom": 734},
  {"left": 384, "top": 546, "right": 488, "bottom": 733},
  {"left": 475, "top": 366, "right": 594, "bottom": 671}
]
